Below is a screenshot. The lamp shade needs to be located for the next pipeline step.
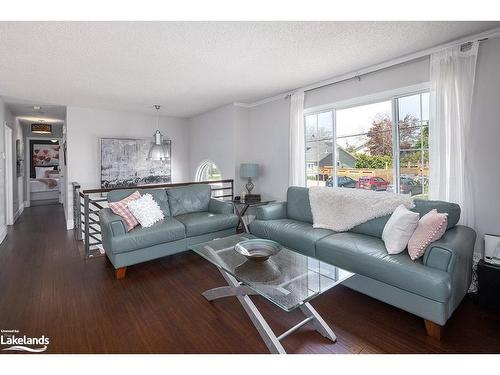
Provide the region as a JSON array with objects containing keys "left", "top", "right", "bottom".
[
  {"left": 147, "top": 130, "right": 169, "bottom": 161},
  {"left": 240, "top": 163, "right": 259, "bottom": 178}
]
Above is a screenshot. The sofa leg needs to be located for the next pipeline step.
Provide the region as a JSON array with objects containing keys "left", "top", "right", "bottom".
[
  {"left": 424, "top": 320, "right": 443, "bottom": 340},
  {"left": 115, "top": 267, "right": 127, "bottom": 280}
]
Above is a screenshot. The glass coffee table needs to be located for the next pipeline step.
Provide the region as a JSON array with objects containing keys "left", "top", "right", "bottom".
[{"left": 190, "top": 234, "right": 354, "bottom": 354}]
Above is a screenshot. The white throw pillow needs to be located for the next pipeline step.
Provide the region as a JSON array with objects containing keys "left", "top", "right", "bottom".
[
  {"left": 127, "top": 193, "right": 164, "bottom": 228},
  {"left": 382, "top": 204, "right": 420, "bottom": 254}
]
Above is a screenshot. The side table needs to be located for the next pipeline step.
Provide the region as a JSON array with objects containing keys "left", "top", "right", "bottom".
[
  {"left": 231, "top": 199, "right": 275, "bottom": 233},
  {"left": 477, "top": 259, "right": 500, "bottom": 308}
]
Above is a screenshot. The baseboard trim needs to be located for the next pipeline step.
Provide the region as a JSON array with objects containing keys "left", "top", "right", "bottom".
[
  {"left": 14, "top": 202, "right": 25, "bottom": 223},
  {"left": 24, "top": 200, "right": 30, "bottom": 208},
  {"left": 0, "top": 225, "right": 7, "bottom": 244},
  {"left": 66, "top": 218, "right": 74, "bottom": 230}
]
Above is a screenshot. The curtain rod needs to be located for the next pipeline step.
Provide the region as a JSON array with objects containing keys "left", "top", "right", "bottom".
[{"left": 246, "top": 26, "right": 500, "bottom": 107}]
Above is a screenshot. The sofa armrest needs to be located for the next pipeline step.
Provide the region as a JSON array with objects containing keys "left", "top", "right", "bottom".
[
  {"left": 208, "top": 198, "right": 234, "bottom": 215},
  {"left": 255, "top": 202, "right": 287, "bottom": 221},
  {"left": 423, "top": 225, "right": 476, "bottom": 273},
  {"left": 98, "top": 208, "right": 126, "bottom": 237}
]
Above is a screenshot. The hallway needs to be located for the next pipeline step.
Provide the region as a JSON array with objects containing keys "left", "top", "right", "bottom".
[{"left": 1, "top": 205, "right": 500, "bottom": 354}]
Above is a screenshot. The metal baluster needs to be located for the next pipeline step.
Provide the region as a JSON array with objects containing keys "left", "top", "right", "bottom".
[{"left": 84, "top": 193, "right": 90, "bottom": 257}]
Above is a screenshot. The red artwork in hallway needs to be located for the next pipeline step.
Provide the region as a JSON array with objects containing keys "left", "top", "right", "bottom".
[{"left": 32, "top": 144, "right": 59, "bottom": 167}]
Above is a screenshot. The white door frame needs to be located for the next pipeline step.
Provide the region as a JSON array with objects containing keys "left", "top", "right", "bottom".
[
  {"left": 25, "top": 137, "right": 63, "bottom": 207},
  {"left": 4, "top": 124, "right": 14, "bottom": 225}
]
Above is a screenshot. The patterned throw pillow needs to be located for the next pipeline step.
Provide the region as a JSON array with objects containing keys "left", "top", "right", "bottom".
[
  {"left": 408, "top": 209, "right": 448, "bottom": 261},
  {"left": 127, "top": 194, "right": 164, "bottom": 228},
  {"left": 108, "top": 191, "right": 141, "bottom": 231}
]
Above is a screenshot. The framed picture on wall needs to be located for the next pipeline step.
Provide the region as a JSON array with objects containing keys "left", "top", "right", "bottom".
[
  {"left": 100, "top": 137, "right": 172, "bottom": 189},
  {"left": 29, "top": 140, "right": 60, "bottom": 178}
]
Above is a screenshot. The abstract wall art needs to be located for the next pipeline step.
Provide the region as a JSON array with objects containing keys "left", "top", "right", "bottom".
[{"left": 100, "top": 137, "right": 172, "bottom": 189}]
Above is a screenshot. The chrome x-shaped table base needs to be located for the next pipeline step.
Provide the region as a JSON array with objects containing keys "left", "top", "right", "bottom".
[{"left": 202, "top": 267, "right": 337, "bottom": 354}]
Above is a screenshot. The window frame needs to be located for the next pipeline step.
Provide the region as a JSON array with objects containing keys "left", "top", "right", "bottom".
[
  {"left": 195, "top": 160, "right": 221, "bottom": 182},
  {"left": 304, "top": 110, "right": 335, "bottom": 187},
  {"left": 303, "top": 83, "right": 430, "bottom": 194}
]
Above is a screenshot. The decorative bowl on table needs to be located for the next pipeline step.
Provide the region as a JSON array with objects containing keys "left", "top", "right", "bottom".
[{"left": 234, "top": 239, "right": 282, "bottom": 262}]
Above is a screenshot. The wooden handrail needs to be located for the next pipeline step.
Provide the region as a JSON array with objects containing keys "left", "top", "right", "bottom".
[{"left": 81, "top": 179, "right": 234, "bottom": 194}]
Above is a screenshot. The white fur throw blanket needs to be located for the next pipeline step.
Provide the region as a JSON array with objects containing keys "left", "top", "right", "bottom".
[{"left": 309, "top": 187, "right": 415, "bottom": 232}]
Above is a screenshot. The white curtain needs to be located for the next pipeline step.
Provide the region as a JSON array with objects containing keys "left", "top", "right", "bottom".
[
  {"left": 289, "top": 91, "right": 306, "bottom": 186},
  {"left": 429, "top": 42, "right": 479, "bottom": 227}
]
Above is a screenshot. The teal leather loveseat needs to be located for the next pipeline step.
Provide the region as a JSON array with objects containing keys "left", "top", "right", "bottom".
[
  {"left": 99, "top": 184, "right": 238, "bottom": 279},
  {"left": 249, "top": 186, "right": 476, "bottom": 339}
]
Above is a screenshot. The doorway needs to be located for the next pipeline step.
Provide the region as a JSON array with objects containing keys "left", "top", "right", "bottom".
[{"left": 26, "top": 137, "right": 63, "bottom": 207}]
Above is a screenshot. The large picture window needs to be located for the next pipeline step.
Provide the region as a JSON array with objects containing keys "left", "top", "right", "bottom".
[{"left": 304, "top": 90, "right": 429, "bottom": 198}]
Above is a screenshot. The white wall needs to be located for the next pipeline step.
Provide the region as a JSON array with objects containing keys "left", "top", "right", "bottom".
[
  {"left": 6, "top": 117, "right": 24, "bottom": 220},
  {"left": 188, "top": 104, "right": 240, "bottom": 183},
  {"left": 0, "top": 99, "right": 7, "bottom": 242},
  {"left": 469, "top": 37, "right": 500, "bottom": 253},
  {"left": 65, "top": 106, "right": 190, "bottom": 229},
  {"left": 0, "top": 101, "right": 25, "bottom": 243},
  {"left": 187, "top": 101, "right": 291, "bottom": 201},
  {"left": 247, "top": 99, "right": 290, "bottom": 201}
]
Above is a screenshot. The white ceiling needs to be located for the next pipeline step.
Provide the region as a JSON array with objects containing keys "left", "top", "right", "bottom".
[
  {"left": 5, "top": 100, "right": 66, "bottom": 123},
  {"left": 0, "top": 21, "right": 498, "bottom": 118}
]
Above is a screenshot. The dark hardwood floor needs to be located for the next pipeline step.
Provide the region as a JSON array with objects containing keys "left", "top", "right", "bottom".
[{"left": 1, "top": 204, "right": 500, "bottom": 354}]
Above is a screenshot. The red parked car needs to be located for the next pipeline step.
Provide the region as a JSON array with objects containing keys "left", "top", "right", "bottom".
[{"left": 355, "top": 176, "right": 389, "bottom": 191}]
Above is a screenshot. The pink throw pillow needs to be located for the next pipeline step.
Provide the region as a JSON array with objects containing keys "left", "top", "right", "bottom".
[
  {"left": 408, "top": 209, "right": 448, "bottom": 261},
  {"left": 108, "top": 191, "right": 141, "bottom": 231}
]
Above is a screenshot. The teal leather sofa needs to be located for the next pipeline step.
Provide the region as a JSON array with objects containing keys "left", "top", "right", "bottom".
[
  {"left": 99, "top": 184, "right": 238, "bottom": 279},
  {"left": 249, "top": 186, "right": 476, "bottom": 339}
]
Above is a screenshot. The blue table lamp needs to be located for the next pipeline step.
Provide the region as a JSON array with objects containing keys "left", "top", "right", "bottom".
[{"left": 240, "top": 163, "right": 259, "bottom": 194}]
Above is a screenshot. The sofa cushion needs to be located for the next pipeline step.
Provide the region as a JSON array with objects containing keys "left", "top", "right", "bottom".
[
  {"left": 141, "top": 188, "right": 171, "bottom": 217},
  {"left": 107, "top": 188, "right": 171, "bottom": 217},
  {"left": 412, "top": 200, "right": 460, "bottom": 229},
  {"left": 315, "top": 232, "right": 451, "bottom": 302},
  {"left": 167, "top": 184, "right": 211, "bottom": 216},
  {"left": 286, "top": 187, "right": 313, "bottom": 224},
  {"left": 350, "top": 199, "right": 461, "bottom": 238},
  {"left": 108, "top": 189, "right": 141, "bottom": 203},
  {"left": 175, "top": 211, "right": 239, "bottom": 237},
  {"left": 110, "top": 217, "right": 186, "bottom": 254},
  {"left": 249, "top": 219, "right": 333, "bottom": 257}
]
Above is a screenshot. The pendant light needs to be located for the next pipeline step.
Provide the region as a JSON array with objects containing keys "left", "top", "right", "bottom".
[{"left": 147, "top": 105, "right": 169, "bottom": 161}]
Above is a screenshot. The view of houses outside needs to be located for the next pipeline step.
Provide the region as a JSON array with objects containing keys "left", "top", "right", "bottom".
[{"left": 305, "top": 92, "right": 429, "bottom": 199}]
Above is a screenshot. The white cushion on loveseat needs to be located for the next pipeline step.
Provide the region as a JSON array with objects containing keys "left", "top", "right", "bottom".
[
  {"left": 127, "top": 193, "right": 164, "bottom": 228},
  {"left": 382, "top": 204, "right": 420, "bottom": 254}
]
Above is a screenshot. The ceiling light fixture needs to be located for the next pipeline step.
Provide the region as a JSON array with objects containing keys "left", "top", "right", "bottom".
[
  {"left": 31, "top": 123, "right": 52, "bottom": 134},
  {"left": 147, "top": 105, "right": 169, "bottom": 162},
  {"left": 33, "top": 105, "right": 42, "bottom": 111}
]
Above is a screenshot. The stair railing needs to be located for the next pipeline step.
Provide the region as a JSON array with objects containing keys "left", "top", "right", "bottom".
[{"left": 72, "top": 179, "right": 234, "bottom": 258}]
